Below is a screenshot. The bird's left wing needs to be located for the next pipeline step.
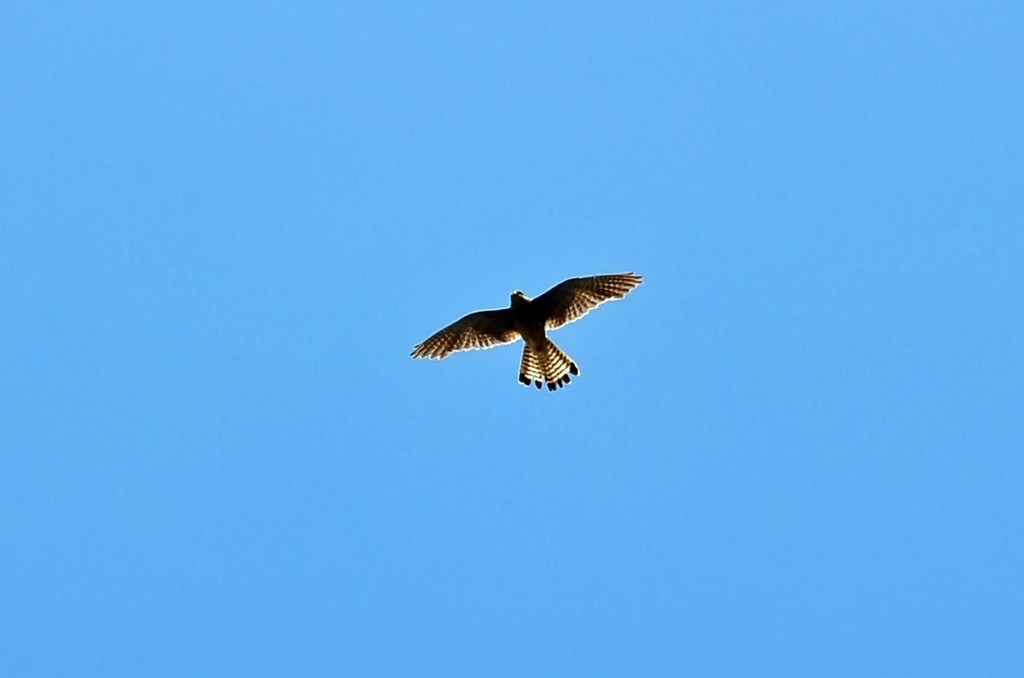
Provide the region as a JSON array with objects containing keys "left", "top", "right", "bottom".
[
  {"left": 411, "top": 309, "right": 519, "bottom": 359},
  {"left": 532, "top": 273, "right": 642, "bottom": 330}
]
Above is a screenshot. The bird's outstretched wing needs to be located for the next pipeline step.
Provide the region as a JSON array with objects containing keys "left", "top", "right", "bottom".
[
  {"left": 532, "top": 273, "right": 643, "bottom": 330},
  {"left": 411, "top": 309, "right": 519, "bottom": 359}
]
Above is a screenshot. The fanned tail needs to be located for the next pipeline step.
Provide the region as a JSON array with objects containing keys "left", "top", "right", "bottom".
[{"left": 518, "top": 340, "right": 580, "bottom": 391}]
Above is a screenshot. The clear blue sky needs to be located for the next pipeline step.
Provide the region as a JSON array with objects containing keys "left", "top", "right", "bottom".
[{"left": 2, "top": 2, "right": 1022, "bottom": 675}]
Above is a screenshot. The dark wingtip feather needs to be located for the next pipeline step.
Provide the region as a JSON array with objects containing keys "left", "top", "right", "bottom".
[
  {"left": 535, "top": 380, "right": 542, "bottom": 389},
  {"left": 547, "top": 382, "right": 557, "bottom": 391},
  {"left": 519, "top": 373, "right": 531, "bottom": 386},
  {"left": 569, "top": 362, "right": 580, "bottom": 376}
]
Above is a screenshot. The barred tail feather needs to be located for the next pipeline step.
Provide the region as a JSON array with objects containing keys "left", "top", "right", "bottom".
[
  {"left": 518, "top": 340, "right": 579, "bottom": 391},
  {"left": 518, "top": 344, "right": 544, "bottom": 389}
]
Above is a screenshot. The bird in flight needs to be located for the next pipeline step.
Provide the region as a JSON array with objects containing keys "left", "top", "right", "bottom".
[{"left": 411, "top": 273, "right": 642, "bottom": 391}]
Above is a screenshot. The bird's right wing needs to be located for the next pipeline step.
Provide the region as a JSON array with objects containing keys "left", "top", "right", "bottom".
[{"left": 411, "top": 309, "right": 519, "bottom": 359}]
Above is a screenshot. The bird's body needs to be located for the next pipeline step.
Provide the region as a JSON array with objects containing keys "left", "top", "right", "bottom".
[
  {"left": 509, "top": 292, "right": 544, "bottom": 347},
  {"left": 411, "top": 273, "right": 642, "bottom": 390}
]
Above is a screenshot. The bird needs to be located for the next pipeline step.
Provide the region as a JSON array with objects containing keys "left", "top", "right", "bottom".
[{"left": 411, "top": 273, "right": 642, "bottom": 391}]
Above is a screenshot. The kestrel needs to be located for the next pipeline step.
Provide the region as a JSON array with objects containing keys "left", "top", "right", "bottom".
[{"left": 411, "top": 273, "right": 642, "bottom": 390}]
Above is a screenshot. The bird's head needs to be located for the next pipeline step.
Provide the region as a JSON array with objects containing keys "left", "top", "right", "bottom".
[{"left": 510, "top": 290, "right": 529, "bottom": 308}]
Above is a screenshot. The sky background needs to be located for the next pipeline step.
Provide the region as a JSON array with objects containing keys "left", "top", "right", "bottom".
[{"left": 2, "top": 1, "right": 1022, "bottom": 675}]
